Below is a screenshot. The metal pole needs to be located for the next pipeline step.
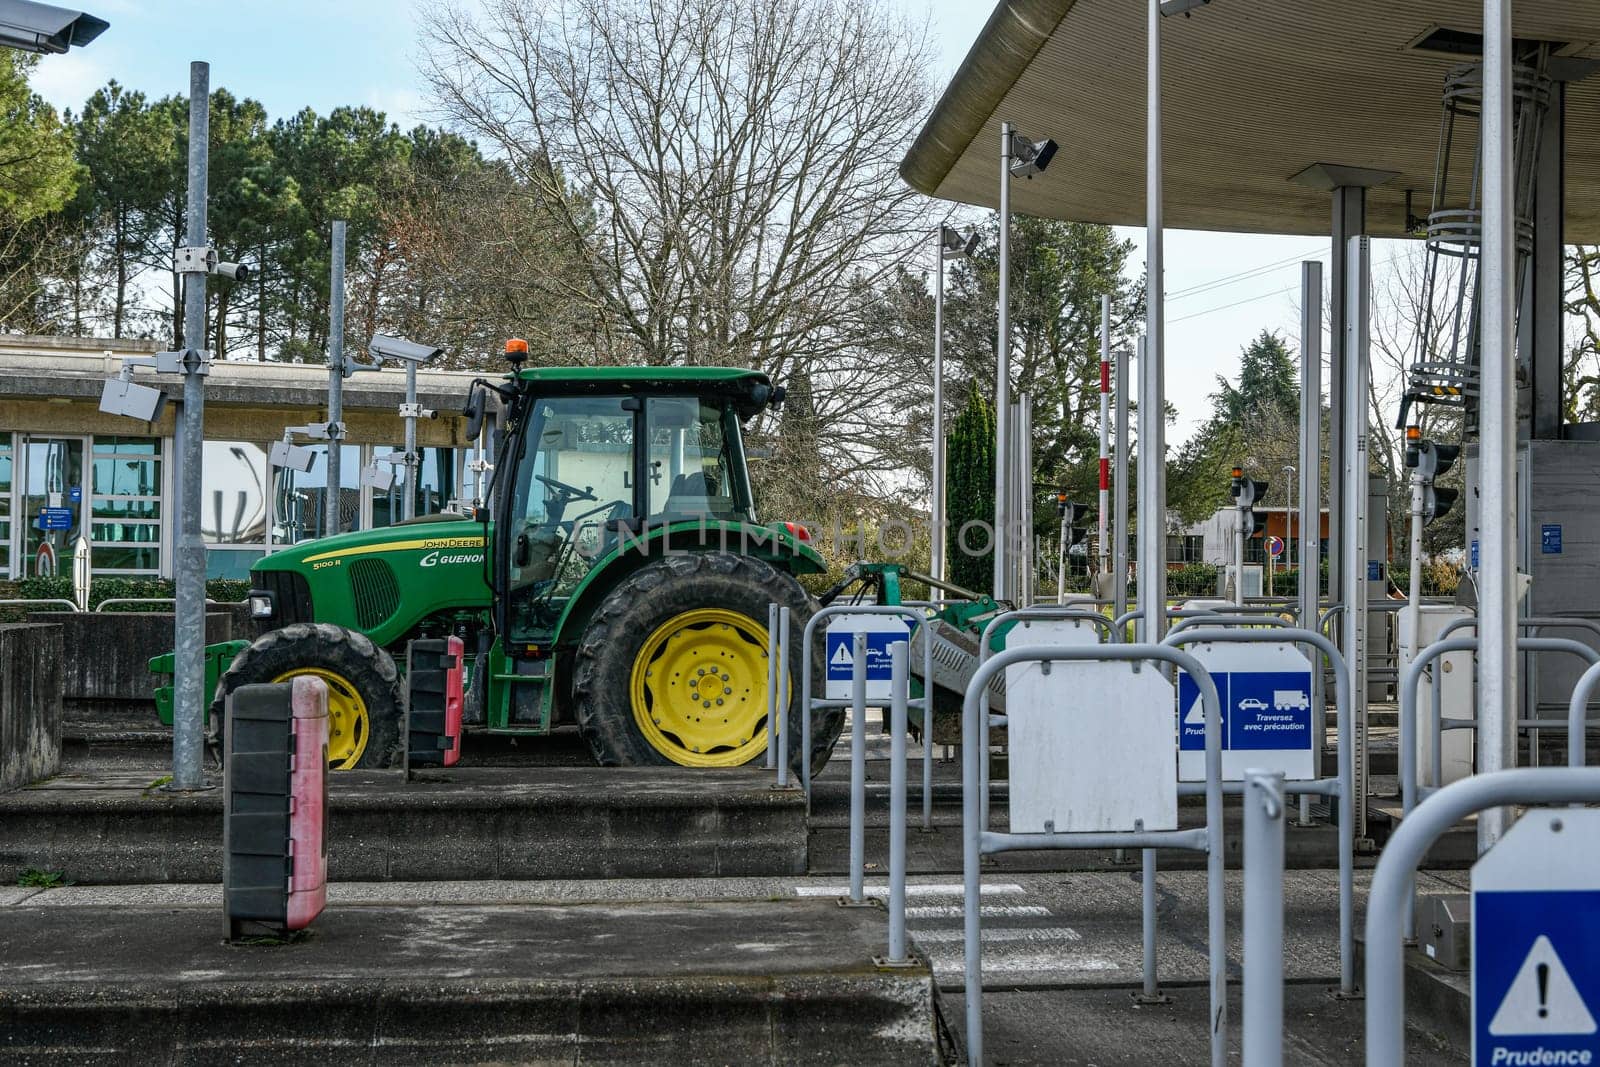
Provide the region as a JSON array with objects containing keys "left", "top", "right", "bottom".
[
  {"left": 1141, "top": 0, "right": 1166, "bottom": 644},
  {"left": 848, "top": 631, "right": 868, "bottom": 903},
  {"left": 325, "top": 220, "right": 346, "bottom": 538},
  {"left": 1341, "top": 235, "right": 1372, "bottom": 845},
  {"left": 995, "top": 123, "right": 1013, "bottom": 601},
  {"left": 1098, "top": 294, "right": 1111, "bottom": 582},
  {"left": 1478, "top": 0, "right": 1518, "bottom": 851},
  {"left": 1114, "top": 344, "right": 1130, "bottom": 621},
  {"left": 1234, "top": 508, "right": 1246, "bottom": 606},
  {"left": 1141, "top": 846, "right": 1160, "bottom": 999},
  {"left": 766, "top": 603, "right": 779, "bottom": 771},
  {"left": 922, "top": 620, "right": 934, "bottom": 832},
  {"left": 1283, "top": 466, "right": 1295, "bottom": 577},
  {"left": 170, "top": 61, "right": 210, "bottom": 792},
  {"left": 932, "top": 229, "right": 947, "bottom": 585},
  {"left": 1406, "top": 475, "right": 1424, "bottom": 674},
  {"left": 1243, "top": 768, "right": 1286, "bottom": 1067},
  {"left": 403, "top": 361, "right": 419, "bottom": 521},
  {"left": 778, "top": 606, "right": 792, "bottom": 786},
  {"left": 1057, "top": 509, "right": 1069, "bottom": 605},
  {"left": 1299, "top": 261, "right": 1323, "bottom": 828},
  {"left": 887, "top": 641, "right": 909, "bottom": 964}
]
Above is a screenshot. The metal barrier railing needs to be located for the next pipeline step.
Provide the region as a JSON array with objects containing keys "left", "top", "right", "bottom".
[
  {"left": 1363, "top": 768, "right": 1600, "bottom": 1066},
  {"left": 961, "top": 643, "right": 1229, "bottom": 1067},
  {"left": 0, "top": 598, "right": 79, "bottom": 613},
  {"left": 795, "top": 604, "right": 933, "bottom": 822},
  {"left": 974, "top": 607, "right": 1119, "bottom": 829},
  {"left": 1162, "top": 625, "right": 1356, "bottom": 996}
]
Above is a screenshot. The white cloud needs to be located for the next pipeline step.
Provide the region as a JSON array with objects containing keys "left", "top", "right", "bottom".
[{"left": 27, "top": 51, "right": 110, "bottom": 115}]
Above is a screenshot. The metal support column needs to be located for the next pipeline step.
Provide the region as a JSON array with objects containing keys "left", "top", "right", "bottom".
[
  {"left": 1114, "top": 342, "right": 1131, "bottom": 621},
  {"left": 995, "top": 124, "right": 1015, "bottom": 600},
  {"left": 1098, "top": 295, "right": 1111, "bottom": 583},
  {"left": 1243, "top": 769, "right": 1286, "bottom": 1067},
  {"left": 1140, "top": 0, "right": 1166, "bottom": 644},
  {"left": 325, "top": 220, "right": 346, "bottom": 537},
  {"left": 1299, "top": 262, "right": 1322, "bottom": 626},
  {"left": 1341, "top": 235, "right": 1372, "bottom": 845},
  {"left": 1328, "top": 188, "right": 1365, "bottom": 613},
  {"left": 1478, "top": 0, "right": 1519, "bottom": 849},
  {"left": 1528, "top": 82, "right": 1565, "bottom": 441},
  {"left": 170, "top": 61, "right": 211, "bottom": 792},
  {"left": 932, "top": 227, "right": 948, "bottom": 583},
  {"left": 403, "top": 361, "right": 420, "bottom": 521}
]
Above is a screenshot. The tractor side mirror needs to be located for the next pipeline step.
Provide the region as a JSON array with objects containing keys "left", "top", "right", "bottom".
[{"left": 463, "top": 388, "right": 488, "bottom": 442}]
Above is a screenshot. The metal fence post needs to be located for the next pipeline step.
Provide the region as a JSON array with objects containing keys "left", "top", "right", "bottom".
[
  {"left": 922, "top": 623, "right": 935, "bottom": 832},
  {"left": 849, "top": 631, "right": 868, "bottom": 904},
  {"left": 779, "top": 606, "right": 791, "bottom": 777},
  {"left": 886, "top": 641, "right": 910, "bottom": 964},
  {"left": 766, "top": 603, "right": 779, "bottom": 771},
  {"left": 170, "top": 60, "right": 211, "bottom": 793},
  {"left": 1244, "top": 768, "right": 1286, "bottom": 1067}
]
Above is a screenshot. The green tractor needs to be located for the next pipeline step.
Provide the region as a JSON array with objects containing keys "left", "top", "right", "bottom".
[{"left": 176, "top": 350, "right": 843, "bottom": 774}]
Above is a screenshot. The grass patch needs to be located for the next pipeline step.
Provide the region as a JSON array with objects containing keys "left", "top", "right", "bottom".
[
  {"left": 17, "top": 868, "right": 70, "bottom": 889},
  {"left": 144, "top": 774, "right": 173, "bottom": 794}
]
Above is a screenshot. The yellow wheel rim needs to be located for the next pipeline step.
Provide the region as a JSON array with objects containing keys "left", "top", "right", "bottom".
[
  {"left": 270, "top": 668, "right": 370, "bottom": 770},
  {"left": 629, "top": 607, "right": 771, "bottom": 767}
]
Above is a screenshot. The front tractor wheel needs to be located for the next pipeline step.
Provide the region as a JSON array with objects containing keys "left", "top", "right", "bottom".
[
  {"left": 572, "top": 553, "right": 837, "bottom": 775},
  {"left": 210, "top": 622, "right": 403, "bottom": 770}
]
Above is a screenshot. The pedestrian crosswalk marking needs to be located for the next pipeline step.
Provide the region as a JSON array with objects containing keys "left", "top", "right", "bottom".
[
  {"left": 907, "top": 904, "right": 1050, "bottom": 919},
  {"left": 792, "top": 883, "right": 1025, "bottom": 898},
  {"left": 915, "top": 926, "right": 1082, "bottom": 944}
]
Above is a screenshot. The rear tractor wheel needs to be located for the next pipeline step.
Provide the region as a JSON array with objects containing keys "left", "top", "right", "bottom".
[
  {"left": 209, "top": 622, "right": 403, "bottom": 770},
  {"left": 572, "top": 552, "right": 838, "bottom": 775}
]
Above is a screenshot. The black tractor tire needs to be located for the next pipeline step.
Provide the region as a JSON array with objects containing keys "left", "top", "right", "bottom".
[
  {"left": 572, "top": 552, "right": 839, "bottom": 776},
  {"left": 209, "top": 622, "right": 403, "bottom": 770}
]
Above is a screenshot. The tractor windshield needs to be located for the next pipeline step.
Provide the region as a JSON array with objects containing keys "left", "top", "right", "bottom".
[{"left": 502, "top": 392, "right": 755, "bottom": 642}]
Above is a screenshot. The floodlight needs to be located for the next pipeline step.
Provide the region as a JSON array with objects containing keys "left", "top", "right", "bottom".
[
  {"left": 0, "top": 0, "right": 107, "bottom": 54},
  {"left": 269, "top": 441, "right": 317, "bottom": 473},
  {"left": 99, "top": 376, "right": 166, "bottom": 421},
  {"left": 359, "top": 464, "right": 395, "bottom": 492},
  {"left": 1007, "top": 133, "right": 1058, "bottom": 180},
  {"left": 370, "top": 333, "right": 443, "bottom": 364},
  {"left": 940, "top": 225, "right": 979, "bottom": 260}
]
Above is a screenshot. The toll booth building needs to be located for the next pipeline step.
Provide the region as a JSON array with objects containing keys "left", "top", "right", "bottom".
[{"left": 0, "top": 335, "right": 480, "bottom": 581}]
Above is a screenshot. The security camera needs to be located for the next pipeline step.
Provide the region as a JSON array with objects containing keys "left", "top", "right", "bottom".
[
  {"left": 370, "top": 333, "right": 444, "bottom": 364},
  {"left": 214, "top": 261, "right": 250, "bottom": 282},
  {"left": 99, "top": 377, "right": 167, "bottom": 421},
  {"left": 268, "top": 441, "right": 318, "bottom": 474},
  {"left": 0, "top": 1, "right": 109, "bottom": 54},
  {"left": 1008, "top": 134, "right": 1058, "bottom": 180}
]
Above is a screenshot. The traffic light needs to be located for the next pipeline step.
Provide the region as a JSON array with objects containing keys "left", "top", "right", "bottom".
[
  {"left": 1229, "top": 466, "right": 1270, "bottom": 536},
  {"left": 1403, "top": 428, "right": 1460, "bottom": 524},
  {"left": 1055, "top": 491, "right": 1090, "bottom": 547}
]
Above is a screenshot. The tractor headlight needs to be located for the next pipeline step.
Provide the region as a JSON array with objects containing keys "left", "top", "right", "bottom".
[{"left": 248, "top": 592, "right": 274, "bottom": 620}]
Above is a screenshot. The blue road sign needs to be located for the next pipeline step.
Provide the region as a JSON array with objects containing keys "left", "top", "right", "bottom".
[
  {"left": 1178, "top": 642, "right": 1316, "bottom": 780},
  {"left": 1267, "top": 535, "right": 1285, "bottom": 558},
  {"left": 1473, "top": 810, "right": 1600, "bottom": 1067},
  {"left": 1542, "top": 524, "right": 1563, "bottom": 555},
  {"left": 823, "top": 613, "right": 912, "bottom": 700},
  {"left": 1472, "top": 539, "right": 1481, "bottom": 569},
  {"left": 1368, "top": 560, "right": 1382, "bottom": 581},
  {"left": 35, "top": 507, "right": 72, "bottom": 531}
]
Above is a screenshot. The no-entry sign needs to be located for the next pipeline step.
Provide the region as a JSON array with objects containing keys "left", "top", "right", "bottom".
[{"left": 1473, "top": 809, "right": 1600, "bottom": 1067}]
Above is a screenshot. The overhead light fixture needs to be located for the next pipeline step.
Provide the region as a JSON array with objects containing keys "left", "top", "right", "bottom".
[
  {"left": 1159, "top": 0, "right": 1210, "bottom": 16},
  {"left": 940, "top": 225, "right": 979, "bottom": 259},
  {"left": 1007, "top": 132, "right": 1057, "bottom": 180}
]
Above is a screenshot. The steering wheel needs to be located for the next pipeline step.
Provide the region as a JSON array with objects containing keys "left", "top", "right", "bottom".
[{"left": 535, "top": 473, "right": 597, "bottom": 504}]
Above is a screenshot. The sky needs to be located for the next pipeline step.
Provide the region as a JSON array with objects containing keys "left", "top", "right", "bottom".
[{"left": 28, "top": 0, "right": 1355, "bottom": 445}]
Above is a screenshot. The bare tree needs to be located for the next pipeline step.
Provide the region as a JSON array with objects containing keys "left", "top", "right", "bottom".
[{"left": 421, "top": 0, "right": 936, "bottom": 497}]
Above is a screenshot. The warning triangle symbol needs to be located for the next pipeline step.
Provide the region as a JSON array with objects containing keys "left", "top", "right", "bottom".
[
  {"left": 1489, "top": 935, "right": 1598, "bottom": 1036},
  {"left": 830, "top": 643, "right": 854, "bottom": 667},
  {"left": 1182, "top": 693, "right": 1206, "bottom": 726}
]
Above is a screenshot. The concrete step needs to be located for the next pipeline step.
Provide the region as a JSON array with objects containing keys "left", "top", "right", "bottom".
[
  {"left": 0, "top": 766, "right": 807, "bottom": 885},
  {"left": 0, "top": 899, "right": 940, "bottom": 1065}
]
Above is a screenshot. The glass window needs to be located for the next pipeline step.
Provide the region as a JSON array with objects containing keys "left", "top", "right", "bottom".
[
  {"left": 21, "top": 437, "right": 84, "bottom": 577},
  {"left": 90, "top": 435, "right": 162, "bottom": 574},
  {"left": 645, "top": 398, "right": 740, "bottom": 519},
  {"left": 272, "top": 443, "right": 360, "bottom": 542},
  {"left": 370, "top": 446, "right": 461, "bottom": 528},
  {"left": 203, "top": 442, "right": 269, "bottom": 545},
  {"left": 506, "top": 397, "right": 635, "bottom": 641}
]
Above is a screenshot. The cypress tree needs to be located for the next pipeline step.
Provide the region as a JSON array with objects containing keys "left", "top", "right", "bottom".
[{"left": 945, "top": 384, "right": 996, "bottom": 594}]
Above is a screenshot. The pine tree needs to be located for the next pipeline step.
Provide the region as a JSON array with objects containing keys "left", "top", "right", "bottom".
[{"left": 946, "top": 384, "right": 996, "bottom": 594}]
